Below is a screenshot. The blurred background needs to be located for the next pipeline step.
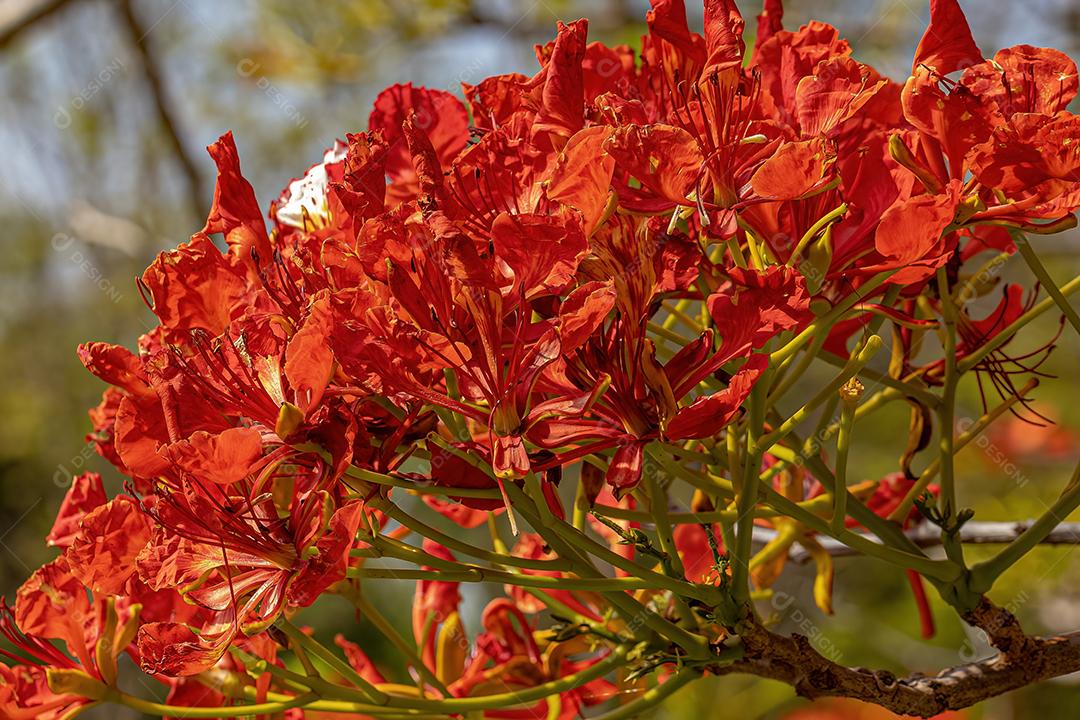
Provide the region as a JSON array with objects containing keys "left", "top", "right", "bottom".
[{"left": 1, "top": 0, "right": 1079, "bottom": 717}]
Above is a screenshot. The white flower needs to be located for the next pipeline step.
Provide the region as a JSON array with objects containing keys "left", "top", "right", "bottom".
[{"left": 276, "top": 141, "right": 348, "bottom": 230}]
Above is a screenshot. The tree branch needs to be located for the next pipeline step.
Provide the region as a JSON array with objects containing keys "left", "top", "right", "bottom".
[
  {"left": 715, "top": 600, "right": 1080, "bottom": 717},
  {"left": 115, "top": 0, "right": 205, "bottom": 222},
  {"left": 751, "top": 521, "right": 1080, "bottom": 563},
  {"left": 0, "top": 0, "right": 78, "bottom": 49}
]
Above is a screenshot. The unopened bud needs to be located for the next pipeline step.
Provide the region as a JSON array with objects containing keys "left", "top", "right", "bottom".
[
  {"left": 276, "top": 402, "right": 304, "bottom": 439},
  {"left": 46, "top": 668, "right": 109, "bottom": 701},
  {"left": 888, "top": 134, "right": 942, "bottom": 193},
  {"left": 691, "top": 489, "right": 715, "bottom": 513},
  {"left": 839, "top": 377, "right": 864, "bottom": 405}
]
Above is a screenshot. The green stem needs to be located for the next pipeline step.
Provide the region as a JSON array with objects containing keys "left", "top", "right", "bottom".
[
  {"left": 508, "top": 479, "right": 712, "bottom": 659},
  {"left": 277, "top": 620, "right": 389, "bottom": 704},
  {"left": 371, "top": 497, "right": 569, "bottom": 571},
  {"left": 202, "top": 652, "right": 637, "bottom": 716},
  {"left": 228, "top": 647, "right": 371, "bottom": 702},
  {"left": 766, "top": 331, "right": 828, "bottom": 409},
  {"left": 832, "top": 397, "right": 856, "bottom": 533},
  {"left": 592, "top": 491, "right": 839, "bottom": 524},
  {"left": 970, "top": 459, "right": 1080, "bottom": 592},
  {"left": 343, "top": 464, "right": 499, "bottom": 499},
  {"left": 756, "top": 336, "right": 882, "bottom": 454},
  {"left": 591, "top": 670, "right": 699, "bottom": 720},
  {"left": 511, "top": 480, "right": 720, "bottom": 605},
  {"left": 662, "top": 299, "right": 705, "bottom": 333},
  {"left": 936, "top": 267, "right": 958, "bottom": 510},
  {"left": 769, "top": 272, "right": 892, "bottom": 366},
  {"left": 936, "top": 266, "right": 964, "bottom": 565},
  {"left": 348, "top": 590, "right": 450, "bottom": 697},
  {"left": 887, "top": 379, "right": 1037, "bottom": 522},
  {"left": 786, "top": 203, "right": 848, "bottom": 267},
  {"left": 732, "top": 382, "right": 767, "bottom": 604},
  {"left": 111, "top": 691, "right": 317, "bottom": 718},
  {"left": 799, "top": 447, "right": 932, "bottom": 561},
  {"left": 645, "top": 472, "right": 696, "bottom": 629},
  {"left": 758, "top": 484, "right": 960, "bottom": 581},
  {"left": 1013, "top": 233, "right": 1080, "bottom": 336},
  {"left": 347, "top": 566, "right": 694, "bottom": 593},
  {"left": 958, "top": 274, "right": 1080, "bottom": 373},
  {"left": 818, "top": 351, "right": 940, "bottom": 407}
]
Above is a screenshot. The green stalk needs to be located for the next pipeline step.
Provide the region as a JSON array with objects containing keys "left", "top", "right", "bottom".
[
  {"left": 766, "top": 331, "right": 829, "bottom": 409},
  {"left": 1013, "top": 232, "right": 1080, "bottom": 336},
  {"left": 758, "top": 484, "right": 960, "bottom": 581},
  {"left": 572, "top": 477, "right": 589, "bottom": 530},
  {"left": 514, "top": 482, "right": 718, "bottom": 604},
  {"left": 277, "top": 620, "right": 389, "bottom": 704},
  {"left": 215, "top": 648, "right": 635, "bottom": 716},
  {"left": 817, "top": 351, "right": 940, "bottom": 407},
  {"left": 769, "top": 272, "right": 892, "bottom": 366},
  {"left": 936, "top": 266, "right": 958, "bottom": 510},
  {"left": 347, "top": 566, "right": 698, "bottom": 593},
  {"left": 644, "top": 472, "right": 697, "bottom": 629},
  {"left": 935, "top": 266, "right": 964, "bottom": 565},
  {"left": 343, "top": 464, "right": 499, "bottom": 500},
  {"left": 887, "top": 379, "right": 1037, "bottom": 522},
  {"left": 508, "top": 478, "right": 712, "bottom": 658},
  {"left": 970, "top": 458, "right": 1080, "bottom": 592},
  {"left": 111, "top": 691, "right": 317, "bottom": 718},
  {"left": 370, "top": 497, "right": 570, "bottom": 571},
  {"left": 832, "top": 391, "right": 857, "bottom": 533},
  {"left": 227, "top": 647, "right": 372, "bottom": 702},
  {"left": 756, "top": 336, "right": 882, "bottom": 455},
  {"left": 785, "top": 203, "right": 848, "bottom": 267},
  {"left": 590, "top": 670, "right": 699, "bottom": 720},
  {"left": 732, "top": 382, "right": 767, "bottom": 604},
  {"left": 662, "top": 299, "right": 705, "bottom": 333},
  {"left": 348, "top": 590, "right": 450, "bottom": 697},
  {"left": 958, "top": 274, "right": 1080, "bottom": 373},
  {"left": 592, "top": 491, "right": 840, "bottom": 524}
]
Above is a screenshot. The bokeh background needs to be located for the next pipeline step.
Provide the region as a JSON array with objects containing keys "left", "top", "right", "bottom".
[{"left": 1, "top": 0, "right": 1079, "bottom": 717}]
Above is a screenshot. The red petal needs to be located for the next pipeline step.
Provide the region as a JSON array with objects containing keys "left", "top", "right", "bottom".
[
  {"left": 605, "top": 124, "right": 704, "bottom": 207},
  {"left": 369, "top": 83, "right": 469, "bottom": 205},
  {"left": 960, "top": 45, "right": 1078, "bottom": 116},
  {"left": 559, "top": 281, "right": 616, "bottom": 352},
  {"left": 703, "top": 0, "right": 745, "bottom": 71},
  {"left": 203, "top": 132, "right": 271, "bottom": 266},
  {"left": 606, "top": 442, "right": 644, "bottom": 497},
  {"left": 911, "top": 0, "right": 982, "bottom": 77},
  {"left": 15, "top": 556, "right": 90, "bottom": 642},
  {"left": 66, "top": 497, "right": 151, "bottom": 596},
  {"left": 666, "top": 354, "right": 768, "bottom": 440},
  {"left": 46, "top": 472, "right": 107, "bottom": 548},
  {"left": 491, "top": 212, "right": 588, "bottom": 299},
  {"left": 534, "top": 19, "right": 589, "bottom": 139},
  {"left": 166, "top": 427, "right": 263, "bottom": 485},
  {"left": 545, "top": 126, "right": 615, "bottom": 234},
  {"left": 874, "top": 192, "right": 957, "bottom": 266},
  {"left": 289, "top": 502, "right": 365, "bottom": 607},
  {"left": 753, "top": 0, "right": 784, "bottom": 61},
  {"left": 140, "top": 234, "right": 249, "bottom": 337},
  {"left": 284, "top": 295, "right": 335, "bottom": 414},
  {"left": 750, "top": 139, "right": 832, "bottom": 200}
]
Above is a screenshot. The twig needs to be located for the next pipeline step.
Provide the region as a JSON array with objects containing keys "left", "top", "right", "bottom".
[
  {"left": 0, "top": 0, "right": 77, "bottom": 49},
  {"left": 756, "top": 521, "right": 1080, "bottom": 563},
  {"left": 115, "top": 0, "right": 205, "bottom": 221},
  {"left": 719, "top": 602, "right": 1080, "bottom": 717}
]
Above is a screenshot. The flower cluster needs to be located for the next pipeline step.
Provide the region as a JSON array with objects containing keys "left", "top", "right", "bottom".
[{"left": 5, "top": 0, "right": 1080, "bottom": 717}]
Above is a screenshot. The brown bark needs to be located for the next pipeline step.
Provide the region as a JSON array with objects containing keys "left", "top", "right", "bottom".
[{"left": 709, "top": 600, "right": 1080, "bottom": 717}]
